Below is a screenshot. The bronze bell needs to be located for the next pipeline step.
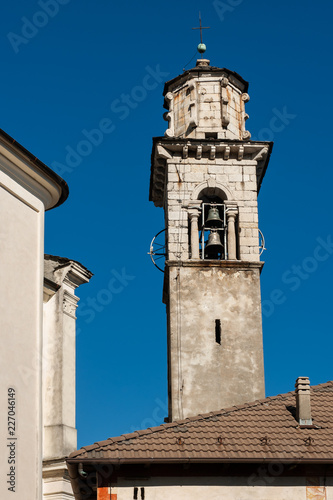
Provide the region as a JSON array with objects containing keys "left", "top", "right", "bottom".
[
  {"left": 205, "top": 230, "right": 224, "bottom": 259},
  {"left": 205, "top": 206, "right": 223, "bottom": 227}
]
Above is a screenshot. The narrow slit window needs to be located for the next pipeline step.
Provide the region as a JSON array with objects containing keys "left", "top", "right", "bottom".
[
  {"left": 215, "top": 319, "right": 221, "bottom": 345},
  {"left": 134, "top": 488, "right": 138, "bottom": 500},
  {"left": 141, "top": 487, "right": 145, "bottom": 500}
]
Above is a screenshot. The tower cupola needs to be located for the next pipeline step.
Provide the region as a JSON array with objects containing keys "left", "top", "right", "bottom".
[{"left": 163, "top": 59, "right": 251, "bottom": 141}]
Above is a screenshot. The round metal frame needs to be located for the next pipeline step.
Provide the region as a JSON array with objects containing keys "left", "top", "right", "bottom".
[
  {"left": 148, "top": 228, "right": 167, "bottom": 272},
  {"left": 258, "top": 228, "right": 266, "bottom": 256}
]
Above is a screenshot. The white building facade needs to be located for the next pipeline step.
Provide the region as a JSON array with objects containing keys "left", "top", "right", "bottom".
[{"left": 0, "top": 129, "right": 91, "bottom": 499}]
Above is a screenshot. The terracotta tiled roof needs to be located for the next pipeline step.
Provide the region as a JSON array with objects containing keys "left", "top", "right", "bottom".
[{"left": 68, "top": 382, "right": 333, "bottom": 464}]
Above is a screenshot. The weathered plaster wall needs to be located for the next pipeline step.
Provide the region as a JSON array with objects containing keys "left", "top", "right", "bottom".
[
  {"left": 162, "top": 144, "right": 266, "bottom": 420},
  {"left": 43, "top": 286, "right": 77, "bottom": 460},
  {"left": 166, "top": 263, "right": 265, "bottom": 421},
  {"left": 103, "top": 476, "right": 333, "bottom": 500},
  {"left": 0, "top": 173, "right": 44, "bottom": 499}
]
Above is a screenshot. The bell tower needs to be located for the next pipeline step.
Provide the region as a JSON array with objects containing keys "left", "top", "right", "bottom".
[{"left": 149, "top": 58, "right": 272, "bottom": 422}]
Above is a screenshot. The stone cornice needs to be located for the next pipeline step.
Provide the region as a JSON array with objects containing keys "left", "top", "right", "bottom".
[
  {"left": 44, "top": 255, "right": 93, "bottom": 289},
  {"left": 149, "top": 138, "right": 273, "bottom": 207},
  {"left": 152, "top": 138, "right": 271, "bottom": 160},
  {"left": 42, "top": 459, "right": 70, "bottom": 479},
  {"left": 163, "top": 66, "right": 249, "bottom": 98},
  {"left": 43, "top": 277, "right": 61, "bottom": 303},
  {"left": 166, "top": 260, "right": 264, "bottom": 271},
  {"left": 63, "top": 262, "right": 93, "bottom": 289},
  {"left": 44, "top": 256, "right": 92, "bottom": 316}
]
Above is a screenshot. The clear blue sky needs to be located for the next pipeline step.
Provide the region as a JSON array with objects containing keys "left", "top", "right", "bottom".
[{"left": 1, "top": 0, "right": 332, "bottom": 448}]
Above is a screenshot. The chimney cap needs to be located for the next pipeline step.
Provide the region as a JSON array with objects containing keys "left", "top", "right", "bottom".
[
  {"left": 295, "top": 376, "right": 311, "bottom": 385},
  {"left": 295, "top": 376, "right": 312, "bottom": 426}
]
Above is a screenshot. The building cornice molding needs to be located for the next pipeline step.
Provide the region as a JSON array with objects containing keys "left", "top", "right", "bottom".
[
  {"left": 165, "top": 260, "right": 264, "bottom": 271},
  {"left": 63, "top": 262, "right": 93, "bottom": 290},
  {"left": 45, "top": 255, "right": 93, "bottom": 289},
  {"left": 0, "top": 129, "right": 68, "bottom": 210},
  {"left": 44, "top": 256, "right": 92, "bottom": 315},
  {"left": 43, "top": 277, "right": 61, "bottom": 303},
  {"left": 150, "top": 138, "right": 273, "bottom": 206},
  {"left": 163, "top": 66, "right": 249, "bottom": 98}
]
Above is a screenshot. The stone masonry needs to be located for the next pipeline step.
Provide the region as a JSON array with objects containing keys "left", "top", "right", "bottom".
[
  {"left": 150, "top": 59, "right": 273, "bottom": 421},
  {"left": 163, "top": 154, "right": 263, "bottom": 262}
]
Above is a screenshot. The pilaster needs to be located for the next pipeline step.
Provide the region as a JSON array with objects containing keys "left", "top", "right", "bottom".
[{"left": 43, "top": 255, "right": 92, "bottom": 499}]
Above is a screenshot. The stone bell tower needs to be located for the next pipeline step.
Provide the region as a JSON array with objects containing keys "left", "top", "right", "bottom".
[{"left": 149, "top": 58, "right": 273, "bottom": 422}]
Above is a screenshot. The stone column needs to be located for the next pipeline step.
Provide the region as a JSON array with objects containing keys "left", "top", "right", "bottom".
[
  {"left": 188, "top": 207, "right": 201, "bottom": 259},
  {"left": 226, "top": 205, "right": 238, "bottom": 260}
]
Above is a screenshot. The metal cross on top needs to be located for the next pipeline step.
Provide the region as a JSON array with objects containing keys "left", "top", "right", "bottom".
[{"left": 192, "top": 12, "right": 210, "bottom": 44}]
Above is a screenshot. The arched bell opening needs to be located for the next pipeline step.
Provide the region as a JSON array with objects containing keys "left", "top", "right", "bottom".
[
  {"left": 188, "top": 184, "right": 239, "bottom": 261},
  {"left": 198, "top": 191, "right": 226, "bottom": 260}
]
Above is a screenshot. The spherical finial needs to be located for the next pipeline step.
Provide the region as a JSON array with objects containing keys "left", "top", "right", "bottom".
[{"left": 197, "top": 43, "right": 206, "bottom": 54}]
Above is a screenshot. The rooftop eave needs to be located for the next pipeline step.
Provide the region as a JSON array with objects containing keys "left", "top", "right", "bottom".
[
  {"left": 67, "top": 455, "right": 333, "bottom": 500},
  {"left": 68, "top": 456, "right": 333, "bottom": 465},
  {"left": 0, "top": 128, "right": 69, "bottom": 210}
]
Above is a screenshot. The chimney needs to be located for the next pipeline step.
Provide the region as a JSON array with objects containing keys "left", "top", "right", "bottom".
[{"left": 295, "top": 376, "right": 312, "bottom": 425}]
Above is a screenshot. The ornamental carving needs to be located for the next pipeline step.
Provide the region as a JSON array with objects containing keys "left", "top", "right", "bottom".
[{"left": 63, "top": 290, "right": 79, "bottom": 319}]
